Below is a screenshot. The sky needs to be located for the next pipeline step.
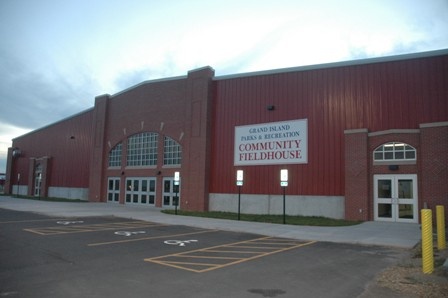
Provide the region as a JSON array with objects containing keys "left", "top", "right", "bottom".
[{"left": 0, "top": 0, "right": 447, "bottom": 173}]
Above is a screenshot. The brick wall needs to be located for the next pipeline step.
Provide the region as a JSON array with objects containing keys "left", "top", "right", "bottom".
[
  {"left": 420, "top": 123, "right": 448, "bottom": 215},
  {"left": 344, "top": 129, "right": 369, "bottom": 221},
  {"left": 345, "top": 124, "right": 448, "bottom": 223}
]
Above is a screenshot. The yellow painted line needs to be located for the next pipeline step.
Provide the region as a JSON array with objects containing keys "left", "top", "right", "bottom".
[
  {"left": 0, "top": 218, "right": 67, "bottom": 224},
  {"left": 24, "top": 221, "right": 165, "bottom": 235},
  {"left": 226, "top": 245, "right": 284, "bottom": 250},
  {"left": 148, "top": 260, "right": 206, "bottom": 273},
  {"left": 88, "top": 229, "right": 219, "bottom": 247},
  {"left": 202, "top": 249, "right": 261, "bottom": 254},
  {"left": 173, "top": 255, "right": 242, "bottom": 260},
  {"left": 145, "top": 237, "right": 317, "bottom": 273}
]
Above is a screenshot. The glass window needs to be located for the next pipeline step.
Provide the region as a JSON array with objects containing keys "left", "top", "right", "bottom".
[
  {"left": 373, "top": 142, "right": 416, "bottom": 162},
  {"left": 127, "top": 132, "right": 158, "bottom": 166},
  {"left": 163, "top": 136, "right": 182, "bottom": 166},
  {"left": 108, "top": 143, "right": 122, "bottom": 167}
]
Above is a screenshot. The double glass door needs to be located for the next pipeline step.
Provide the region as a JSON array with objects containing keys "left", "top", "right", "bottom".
[
  {"left": 163, "top": 177, "right": 180, "bottom": 207},
  {"left": 125, "top": 177, "right": 156, "bottom": 205},
  {"left": 107, "top": 177, "right": 180, "bottom": 207},
  {"left": 374, "top": 174, "right": 418, "bottom": 223}
]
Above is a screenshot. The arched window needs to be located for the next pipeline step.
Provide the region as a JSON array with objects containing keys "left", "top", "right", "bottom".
[
  {"left": 164, "top": 136, "right": 182, "bottom": 166},
  {"left": 127, "top": 132, "right": 158, "bottom": 166},
  {"left": 108, "top": 143, "right": 122, "bottom": 167},
  {"left": 373, "top": 142, "right": 416, "bottom": 162}
]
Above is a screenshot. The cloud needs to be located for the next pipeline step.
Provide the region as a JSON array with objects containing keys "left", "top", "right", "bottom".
[{"left": 0, "top": 49, "right": 95, "bottom": 130}]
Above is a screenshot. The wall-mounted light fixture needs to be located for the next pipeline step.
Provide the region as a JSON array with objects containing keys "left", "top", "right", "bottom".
[
  {"left": 12, "top": 148, "right": 21, "bottom": 158},
  {"left": 389, "top": 165, "right": 399, "bottom": 171},
  {"left": 267, "top": 105, "right": 275, "bottom": 111}
]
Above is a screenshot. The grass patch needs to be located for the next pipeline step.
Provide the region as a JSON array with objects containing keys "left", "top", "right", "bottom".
[{"left": 161, "top": 210, "right": 361, "bottom": 226}]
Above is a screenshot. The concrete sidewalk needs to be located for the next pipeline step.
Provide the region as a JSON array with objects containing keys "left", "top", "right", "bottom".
[{"left": 0, "top": 196, "right": 421, "bottom": 249}]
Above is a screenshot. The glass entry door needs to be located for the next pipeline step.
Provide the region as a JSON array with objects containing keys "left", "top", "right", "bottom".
[
  {"left": 374, "top": 174, "right": 418, "bottom": 223},
  {"left": 107, "top": 177, "right": 120, "bottom": 203},
  {"left": 34, "top": 164, "right": 42, "bottom": 197},
  {"left": 125, "top": 177, "right": 156, "bottom": 205},
  {"left": 163, "top": 177, "right": 180, "bottom": 207}
]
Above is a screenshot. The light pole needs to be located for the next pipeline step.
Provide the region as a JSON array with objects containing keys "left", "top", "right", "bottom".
[
  {"left": 236, "top": 170, "right": 244, "bottom": 220},
  {"left": 280, "top": 169, "right": 288, "bottom": 224}
]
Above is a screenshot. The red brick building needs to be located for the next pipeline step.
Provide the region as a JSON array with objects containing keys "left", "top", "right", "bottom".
[{"left": 5, "top": 50, "right": 448, "bottom": 223}]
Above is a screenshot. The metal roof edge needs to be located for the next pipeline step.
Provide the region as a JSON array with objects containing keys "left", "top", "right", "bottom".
[
  {"left": 110, "top": 75, "right": 187, "bottom": 98},
  {"left": 214, "top": 49, "right": 448, "bottom": 80},
  {"left": 12, "top": 107, "right": 94, "bottom": 141}
]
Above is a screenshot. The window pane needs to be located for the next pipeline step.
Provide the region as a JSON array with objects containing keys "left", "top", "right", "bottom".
[
  {"left": 127, "top": 133, "right": 158, "bottom": 166},
  {"left": 378, "top": 180, "right": 392, "bottom": 198},
  {"left": 164, "top": 180, "right": 171, "bottom": 192},
  {"left": 374, "top": 142, "right": 416, "bottom": 162},
  {"left": 163, "top": 136, "right": 182, "bottom": 165},
  {"left": 398, "top": 179, "right": 413, "bottom": 199},
  {"left": 378, "top": 204, "right": 392, "bottom": 218},
  {"left": 108, "top": 143, "right": 122, "bottom": 167},
  {"left": 405, "top": 151, "right": 415, "bottom": 159},
  {"left": 395, "top": 151, "right": 404, "bottom": 159},
  {"left": 374, "top": 152, "right": 383, "bottom": 160},
  {"left": 399, "top": 204, "right": 414, "bottom": 219}
]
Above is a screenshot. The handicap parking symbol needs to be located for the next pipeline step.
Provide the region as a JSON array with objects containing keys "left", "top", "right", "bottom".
[
  {"left": 114, "top": 231, "right": 146, "bottom": 237},
  {"left": 164, "top": 240, "right": 198, "bottom": 247}
]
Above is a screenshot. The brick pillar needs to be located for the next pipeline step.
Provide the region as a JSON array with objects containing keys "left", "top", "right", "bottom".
[
  {"left": 88, "top": 94, "right": 110, "bottom": 202},
  {"left": 344, "top": 129, "right": 370, "bottom": 220},
  {"left": 40, "top": 157, "right": 51, "bottom": 198},
  {"left": 181, "top": 67, "right": 215, "bottom": 211},
  {"left": 420, "top": 122, "right": 448, "bottom": 213},
  {"left": 27, "top": 158, "right": 35, "bottom": 196}
]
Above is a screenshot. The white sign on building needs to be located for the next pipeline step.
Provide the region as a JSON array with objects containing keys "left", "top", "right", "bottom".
[{"left": 234, "top": 119, "right": 308, "bottom": 166}]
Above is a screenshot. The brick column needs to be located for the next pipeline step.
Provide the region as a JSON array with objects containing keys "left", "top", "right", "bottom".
[
  {"left": 181, "top": 67, "right": 215, "bottom": 211},
  {"left": 344, "top": 129, "right": 370, "bottom": 220},
  {"left": 420, "top": 122, "right": 448, "bottom": 212},
  {"left": 88, "top": 94, "right": 110, "bottom": 202}
]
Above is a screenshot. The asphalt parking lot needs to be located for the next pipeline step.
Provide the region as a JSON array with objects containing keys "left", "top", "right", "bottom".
[{"left": 0, "top": 208, "right": 408, "bottom": 298}]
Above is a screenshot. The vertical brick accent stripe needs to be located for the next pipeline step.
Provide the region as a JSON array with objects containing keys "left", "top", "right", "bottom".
[
  {"left": 420, "top": 123, "right": 448, "bottom": 212},
  {"left": 344, "top": 129, "right": 369, "bottom": 221}
]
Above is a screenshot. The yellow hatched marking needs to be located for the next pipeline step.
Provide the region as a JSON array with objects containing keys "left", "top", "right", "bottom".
[
  {"left": 24, "top": 221, "right": 163, "bottom": 235},
  {"left": 145, "top": 237, "right": 316, "bottom": 273}
]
